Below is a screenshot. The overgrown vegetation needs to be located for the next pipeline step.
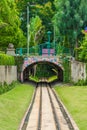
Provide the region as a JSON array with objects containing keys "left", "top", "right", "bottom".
[
  {"left": 16, "top": 0, "right": 55, "bottom": 43},
  {"left": 74, "top": 79, "right": 87, "bottom": 86},
  {"left": 35, "top": 63, "right": 57, "bottom": 78},
  {"left": 0, "top": 0, "right": 26, "bottom": 50},
  {"left": 53, "top": 0, "right": 87, "bottom": 58},
  {"left": 78, "top": 33, "right": 87, "bottom": 62},
  {"left": 0, "top": 53, "right": 15, "bottom": 65},
  {"left": 14, "top": 56, "right": 24, "bottom": 72},
  {"left": 63, "top": 59, "right": 71, "bottom": 82},
  {"left": 0, "top": 81, "right": 17, "bottom": 95}
]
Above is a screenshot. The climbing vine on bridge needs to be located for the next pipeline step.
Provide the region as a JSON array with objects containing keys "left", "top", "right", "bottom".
[
  {"left": 14, "top": 56, "right": 24, "bottom": 72},
  {"left": 63, "top": 59, "right": 71, "bottom": 82}
]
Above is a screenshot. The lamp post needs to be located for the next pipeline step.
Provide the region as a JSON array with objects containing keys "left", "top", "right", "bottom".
[
  {"left": 53, "top": 25, "right": 56, "bottom": 55},
  {"left": 47, "top": 31, "right": 52, "bottom": 55},
  {"left": 27, "top": 2, "right": 30, "bottom": 56},
  {"left": 48, "top": 23, "right": 56, "bottom": 55}
]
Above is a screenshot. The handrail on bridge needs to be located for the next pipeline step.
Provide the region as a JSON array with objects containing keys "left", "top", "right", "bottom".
[{"left": 15, "top": 43, "right": 71, "bottom": 56}]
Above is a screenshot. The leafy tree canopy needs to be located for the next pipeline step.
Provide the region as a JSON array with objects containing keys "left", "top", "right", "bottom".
[
  {"left": 16, "top": 0, "right": 55, "bottom": 43},
  {"left": 29, "top": 16, "right": 45, "bottom": 47},
  {"left": 53, "top": 0, "right": 87, "bottom": 56},
  {"left": 0, "top": 0, "right": 26, "bottom": 50}
]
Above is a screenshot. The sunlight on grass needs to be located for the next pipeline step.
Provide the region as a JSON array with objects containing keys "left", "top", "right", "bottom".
[
  {"left": 48, "top": 75, "right": 57, "bottom": 82},
  {"left": 55, "top": 86, "right": 87, "bottom": 130},
  {"left": 0, "top": 83, "right": 34, "bottom": 130},
  {"left": 29, "top": 75, "right": 39, "bottom": 82}
]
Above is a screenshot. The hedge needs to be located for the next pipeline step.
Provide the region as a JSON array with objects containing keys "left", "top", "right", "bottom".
[{"left": 0, "top": 53, "right": 15, "bottom": 65}]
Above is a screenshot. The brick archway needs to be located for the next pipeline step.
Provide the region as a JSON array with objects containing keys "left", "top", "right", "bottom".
[{"left": 21, "top": 56, "right": 64, "bottom": 82}]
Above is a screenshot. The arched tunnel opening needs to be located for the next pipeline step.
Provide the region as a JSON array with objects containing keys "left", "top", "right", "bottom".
[{"left": 23, "top": 61, "right": 63, "bottom": 84}]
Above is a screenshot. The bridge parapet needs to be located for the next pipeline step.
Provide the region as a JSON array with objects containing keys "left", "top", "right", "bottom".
[{"left": 22, "top": 56, "right": 63, "bottom": 71}]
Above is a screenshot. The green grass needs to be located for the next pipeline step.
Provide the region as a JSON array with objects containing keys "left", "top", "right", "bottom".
[
  {"left": 0, "top": 83, "right": 34, "bottom": 130},
  {"left": 48, "top": 75, "right": 57, "bottom": 82},
  {"left": 29, "top": 76, "right": 39, "bottom": 82},
  {"left": 54, "top": 86, "right": 87, "bottom": 130}
]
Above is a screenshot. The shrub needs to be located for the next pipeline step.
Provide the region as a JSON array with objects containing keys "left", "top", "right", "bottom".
[
  {"left": 0, "top": 81, "right": 18, "bottom": 94},
  {"left": 0, "top": 53, "right": 15, "bottom": 65},
  {"left": 74, "top": 79, "right": 87, "bottom": 86}
]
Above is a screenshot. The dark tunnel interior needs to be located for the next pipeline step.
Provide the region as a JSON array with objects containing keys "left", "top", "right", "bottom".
[{"left": 23, "top": 61, "right": 63, "bottom": 84}]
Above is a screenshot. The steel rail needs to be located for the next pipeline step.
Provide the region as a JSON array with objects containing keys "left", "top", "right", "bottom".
[
  {"left": 21, "top": 86, "right": 37, "bottom": 130},
  {"left": 37, "top": 83, "right": 42, "bottom": 130},
  {"left": 47, "top": 84, "right": 61, "bottom": 130},
  {"left": 52, "top": 88, "right": 75, "bottom": 130}
]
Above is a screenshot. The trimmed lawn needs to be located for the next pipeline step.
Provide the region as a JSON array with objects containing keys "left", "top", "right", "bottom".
[
  {"left": 55, "top": 86, "right": 87, "bottom": 130},
  {"left": 0, "top": 84, "right": 34, "bottom": 130}
]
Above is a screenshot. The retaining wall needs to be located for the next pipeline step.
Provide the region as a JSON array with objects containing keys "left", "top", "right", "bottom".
[
  {"left": 0, "top": 66, "right": 17, "bottom": 84},
  {"left": 71, "top": 60, "right": 86, "bottom": 82}
]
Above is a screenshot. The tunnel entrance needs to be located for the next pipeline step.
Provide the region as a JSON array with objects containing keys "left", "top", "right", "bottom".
[{"left": 23, "top": 61, "right": 63, "bottom": 83}]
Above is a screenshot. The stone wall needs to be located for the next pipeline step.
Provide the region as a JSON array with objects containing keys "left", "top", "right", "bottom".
[
  {"left": 0, "top": 66, "right": 17, "bottom": 84},
  {"left": 71, "top": 60, "right": 86, "bottom": 82}
]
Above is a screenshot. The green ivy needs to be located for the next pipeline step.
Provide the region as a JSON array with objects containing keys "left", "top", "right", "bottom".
[
  {"left": 14, "top": 56, "right": 24, "bottom": 72},
  {"left": 63, "top": 59, "right": 71, "bottom": 82},
  {"left": 0, "top": 53, "right": 15, "bottom": 65}
]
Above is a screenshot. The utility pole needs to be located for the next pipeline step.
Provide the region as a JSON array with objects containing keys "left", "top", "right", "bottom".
[
  {"left": 53, "top": 25, "right": 56, "bottom": 55},
  {"left": 27, "top": 2, "right": 29, "bottom": 56}
]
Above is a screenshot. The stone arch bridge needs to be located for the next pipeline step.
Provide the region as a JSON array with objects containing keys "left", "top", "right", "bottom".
[{"left": 20, "top": 56, "right": 64, "bottom": 82}]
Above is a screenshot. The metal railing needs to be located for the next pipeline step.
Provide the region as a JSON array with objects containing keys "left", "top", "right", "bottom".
[{"left": 16, "top": 43, "right": 71, "bottom": 56}]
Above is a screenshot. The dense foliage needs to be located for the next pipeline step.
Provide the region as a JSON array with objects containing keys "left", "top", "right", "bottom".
[
  {"left": 0, "top": 0, "right": 26, "bottom": 50},
  {"left": 78, "top": 33, "right": 87, "bottom": 61},
  {"left": 16, "top": 0, "right": 55, "bottom": 44},
  {"left": 53, "top": 0, "right": 87, "bottom": 57},
  {"left": 29, "top": 16, "right": 45, "bottom": 46},
  {"left": 0, "top": 53, "right": 15, "bottom": 65},
  {"left": 35, "top": 63, "right": 57, "bottom": 78},
  {"left": 0, "top": 81, "right": 17, "bottom": 95}
]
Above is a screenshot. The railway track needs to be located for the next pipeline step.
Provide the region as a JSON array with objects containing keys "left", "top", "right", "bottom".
[{"left": 19, "top": 80, "right": 79, "bottom": 130}]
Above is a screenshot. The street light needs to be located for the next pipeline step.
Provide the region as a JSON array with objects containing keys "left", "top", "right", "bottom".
[
  {"left": 48, "top": 23, "right": 56, "bottom": 55},
  {"left": 47, "top": 31, "right": 52, "bottom": 55},
  {"left": 27, "top": 2, "right": 30, "bottom": 56},
  {"left": 27, "top": 3, "right": 36, "bottom": 56},
  {"left": 53, "top": 25, "right": 56, "bottom": 55}
]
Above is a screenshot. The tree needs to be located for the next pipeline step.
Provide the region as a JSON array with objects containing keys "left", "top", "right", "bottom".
[
  {"left": 0, "top": 0, "right": 26, "bottom": 49},
  {"left": 53, "top": 0, "right": 87, "bottom": 56},
  {"left": 16, "top": 0, "right": 55, "bottom": 42},
  {"left": 29, "top": 16, "right": 45, "bottom": 47}
]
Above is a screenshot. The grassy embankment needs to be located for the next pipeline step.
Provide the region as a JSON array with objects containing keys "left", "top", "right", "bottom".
[
  {"left": 55, "top": 86, "right": 87, "bottom": 130},
  {"left": 48, "top": 75, "right": 57, "bottom": 82},
  {"left": 29, "top": 75, "right": 39, "bottom": 82},
  {"left": 0, "top": 83, "right": 34, "bottom": 130}
]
